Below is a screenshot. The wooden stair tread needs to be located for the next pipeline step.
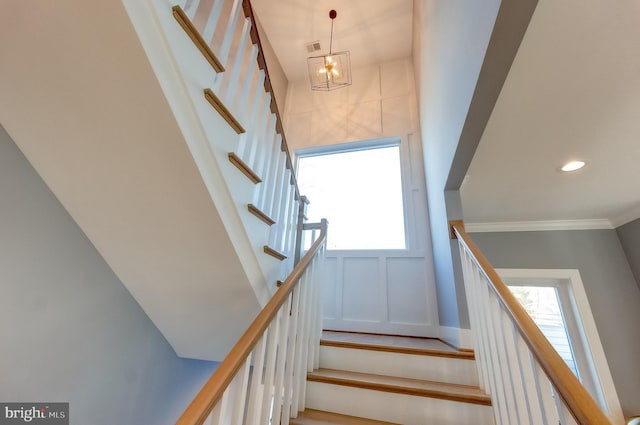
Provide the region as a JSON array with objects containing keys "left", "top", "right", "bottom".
[
  {"left": 228, "top": 152, "right": 261, "bottom": 184},
  {"left": 308, "top": 368, "right": 491, "bottom": 406},
  {"left": 291, "top": 409, "right": 399, "bottom": 425},
  {"left": 321, "top": 331, "right": 474, "bottom": 360},
  {"left": 264, "top": 245, "right": 287, "bottom": 261},
  {"left": 320, "top": 331, "right": 475, "bottom": 360},
  {"left": 172, "top": 6, "right": 225, "bottom": 73}
]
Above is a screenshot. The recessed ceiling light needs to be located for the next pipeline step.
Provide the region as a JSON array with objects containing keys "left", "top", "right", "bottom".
[{"left": 560, "top": 160, "right": 586, "bottom": 172}]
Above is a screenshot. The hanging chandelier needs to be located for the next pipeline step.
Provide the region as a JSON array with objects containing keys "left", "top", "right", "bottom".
[{"left": 307, "top": 10, "right": 352, "bottom": 91}]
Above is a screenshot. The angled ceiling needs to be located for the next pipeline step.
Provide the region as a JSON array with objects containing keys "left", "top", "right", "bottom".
[
  {"left": 255, "top": 0, "right": 640, "bottom": 228},
  {"left": 0, "top": 0, "right": 262, "bottom": 360},
  {"left": 460, "top": 0, "right": 640, "bottom": 227},
  {"left": 251, "top": 0, "right": 413, "bottom": 82}
]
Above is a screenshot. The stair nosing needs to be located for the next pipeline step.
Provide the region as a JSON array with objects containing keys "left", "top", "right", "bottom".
[
  {"left": 308, "top": 368, "right": 491, "bottom": 407},
  {"left": 228, "top": 152, "right": 262, "bottom": 184},
  {"left": 172, "top": 6, "right": 225, "bottom": 73},
  {"left": 204, "top": 88, "right": 245, "bottom": 134},
  {"left": 263, "top": 245, "right": 287, "bottom": 261},
  {"left": 320, "top": 339, "right": 475, "bottom": 360},
  {"left": 291, "top": 408, "right": 401, "bottom": 425},
  {"left": 248, "top": 203, "right": 275, "bottom": 226}
]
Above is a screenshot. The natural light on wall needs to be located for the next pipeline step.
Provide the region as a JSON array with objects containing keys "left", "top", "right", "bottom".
[{"left": 297, "top": 144, "right": 406, "bottom": 250}]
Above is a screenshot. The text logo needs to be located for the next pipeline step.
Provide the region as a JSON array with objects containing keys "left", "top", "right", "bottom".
[{"left": 0, "top": 403, "right": 68, "bottom": 424}]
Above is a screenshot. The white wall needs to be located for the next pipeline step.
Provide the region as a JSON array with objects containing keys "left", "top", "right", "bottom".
[
  {"left": 412, "top": 0, "right": 502, "bottom": 330},
  {"left": 412, "top": 0, "right": 539, "bottom": 335},
  {"left": 284, "top": 59, "right": 420, "bottom": 149},
  {"left": 283, "top": 59, "right": 440, "bottom": 336}
]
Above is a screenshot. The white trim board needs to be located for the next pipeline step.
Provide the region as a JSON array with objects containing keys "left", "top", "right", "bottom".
[
  {"left": 439, "top": 326, "right": 474, "bottom": 350},
  {"left": 465, "top": 219, "right": 613, "bottom": 233}
]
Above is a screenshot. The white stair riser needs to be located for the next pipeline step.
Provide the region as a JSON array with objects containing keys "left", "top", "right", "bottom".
[
  {"left": 306, "top": 381, "right": 494, "bottom": 425},
  {"left": 319, "top": 346, "right": 479, "bottom": 386}
]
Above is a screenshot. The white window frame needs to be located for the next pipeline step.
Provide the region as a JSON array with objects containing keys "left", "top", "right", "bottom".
[
  {"left": 497, "top": 268, "right": 624, "bottom": 423},
  {"left": 295, "top": 137, "right": 412, "bottom": 252}
]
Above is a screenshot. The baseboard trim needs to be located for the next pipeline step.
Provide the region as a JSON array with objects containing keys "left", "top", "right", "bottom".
[{"left": 439, "top": 326, "right": 474, "bottom": 351}]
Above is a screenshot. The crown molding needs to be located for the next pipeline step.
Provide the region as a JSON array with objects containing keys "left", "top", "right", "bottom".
[{"left": 465, "top": 219, "right": 614, "bottom": 233}]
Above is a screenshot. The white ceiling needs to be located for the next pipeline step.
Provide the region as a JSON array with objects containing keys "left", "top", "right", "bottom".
[
  {"left": 251, "top": 0, "right": 413, "bottom": 81},
  {"left": 254, "top": 0, "right": 640, "bottom": 228},
  {"left": 461, "top": 0, "right": 640, "bottom": 227}
]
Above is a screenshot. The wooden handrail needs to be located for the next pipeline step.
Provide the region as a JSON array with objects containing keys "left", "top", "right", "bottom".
[
  {"left": 452, "top": 223, "right": 613, "bottom": 425},
  {"left": 176, "top": 220, "right": 327, "bottom": 425}
]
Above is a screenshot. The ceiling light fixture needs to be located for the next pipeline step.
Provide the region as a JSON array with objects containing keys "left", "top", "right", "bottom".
[
  {"left": 560, "top": 160, "right": 587, "bottom": 172},
  {"left": 307, "top": 10, "right": 352, "bottom": 91}
]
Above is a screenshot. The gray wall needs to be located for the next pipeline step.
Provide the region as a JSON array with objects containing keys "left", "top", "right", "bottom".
[
  {"left": 617, "top": 218, "right": 640, "bottom": 290},
  {"left": 0, "top": 125, "right": 217, "bottom": 425},
  {"left": 470, "top": 229, "right": 640, "bottom": 418}
]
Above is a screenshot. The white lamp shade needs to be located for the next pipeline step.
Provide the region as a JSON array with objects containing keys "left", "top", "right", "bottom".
[{"left": 307, "top": 51, "right": 352, "bottom": 91}]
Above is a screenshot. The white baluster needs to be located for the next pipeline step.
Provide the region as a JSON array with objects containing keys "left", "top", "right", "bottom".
[
  {"left": 478, "top": 274, "right": 508, "bottom": 425},
  {"left": 183, "top": 0, "right": 203, "bottom": 21},
  {"left": 312, "top": 254, "right": 323, "bottom": 369},
  {"left": 245, "top": 92, "right": 271, "bottom": 170},
  {"left": 253, "top": 114, "right": 277, "bottom": 193},
  {"left": 559, "top": 401, "right": 579, "bottom": 425},
  {"left": 459, "top": 248, "right": 489, "bottom": 392},
  {"left": 502, "top": 321, "right": 534, "bottom": 424},
  {"left": 259, "top": 309, "right": 281, "bottom": 424},
  {"left": 292, "top": 274, "right": 310, "bottom": 413},
  {"left": 205, "top": 382, "right": 234, "bottom": 425},
  {"left": 256, "top": 130, "right": 279, "bottom": 211},
  {"left": 284, "top": 186, "right": 297, "bottom": 256},
  {"left": 468, "top": 264, "right": 498, "bottom": 400},
  {"left": 236, "top": 46, "right": 261, "bottom": 119},
  {"left": 276, "top": 176, "right": 293, "bottom": 252},
  {"left": 268, "top": 158, "right": 287, "bottom": 244},
  {"left": 492, "top": 305, "right": 525, "bottom": 424},
  {"left": 201, "top": 0, "right": 225, "bottom": 46},
  {"left": 217, "top": 0, "right": 243, "bottom": 66},
  {"left": 235, "top": 74, "right": 261, "bottom": 160},
  {"left": 282, "top": 284, "right": 302, "bottom": 424},
  {"left": 306, "top": 260, "right": 318, "bottom": 371},
  {"left": 271, "top": 295, "right": 293, "bottom": 425},
  {"left": 224, "top": 17, "right": 252, "bottom": 107},
  {"left": 533, "top": 359, "right": 560, "bottom": 425},
  {"left": 469, "top": 263, "right": 492, "bottom": 392},
  {"left": 205, "top": 402, "right": 223, "bottom": 425},
  {"left": 245, "top": 333, "right": 267, "bottom": 425},
  {"left": 231, "top": 356, "right": 252, "bottom": 424},
  {"left": 513, "top": 333, "right": 546, "bottom": 424}
]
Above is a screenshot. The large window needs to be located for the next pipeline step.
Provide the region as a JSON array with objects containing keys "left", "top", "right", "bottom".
[{"left": 296, "top": 140, "right": 406, "bottom": 250}]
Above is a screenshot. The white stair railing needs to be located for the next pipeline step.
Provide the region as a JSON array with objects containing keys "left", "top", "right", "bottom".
[
  {"left": 176, "top": 220, "right": 327, "bottom": 425},
  {"left": 452, "top": 223, "right": 616, "bottom": 425},
  {"left": 171, "top": 0, "right": 301, "bottom": 274}
]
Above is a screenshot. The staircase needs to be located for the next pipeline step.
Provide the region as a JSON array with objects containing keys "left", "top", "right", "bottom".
[{"left": 291, "top": 331, "right": 493, "bottom": 425}]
